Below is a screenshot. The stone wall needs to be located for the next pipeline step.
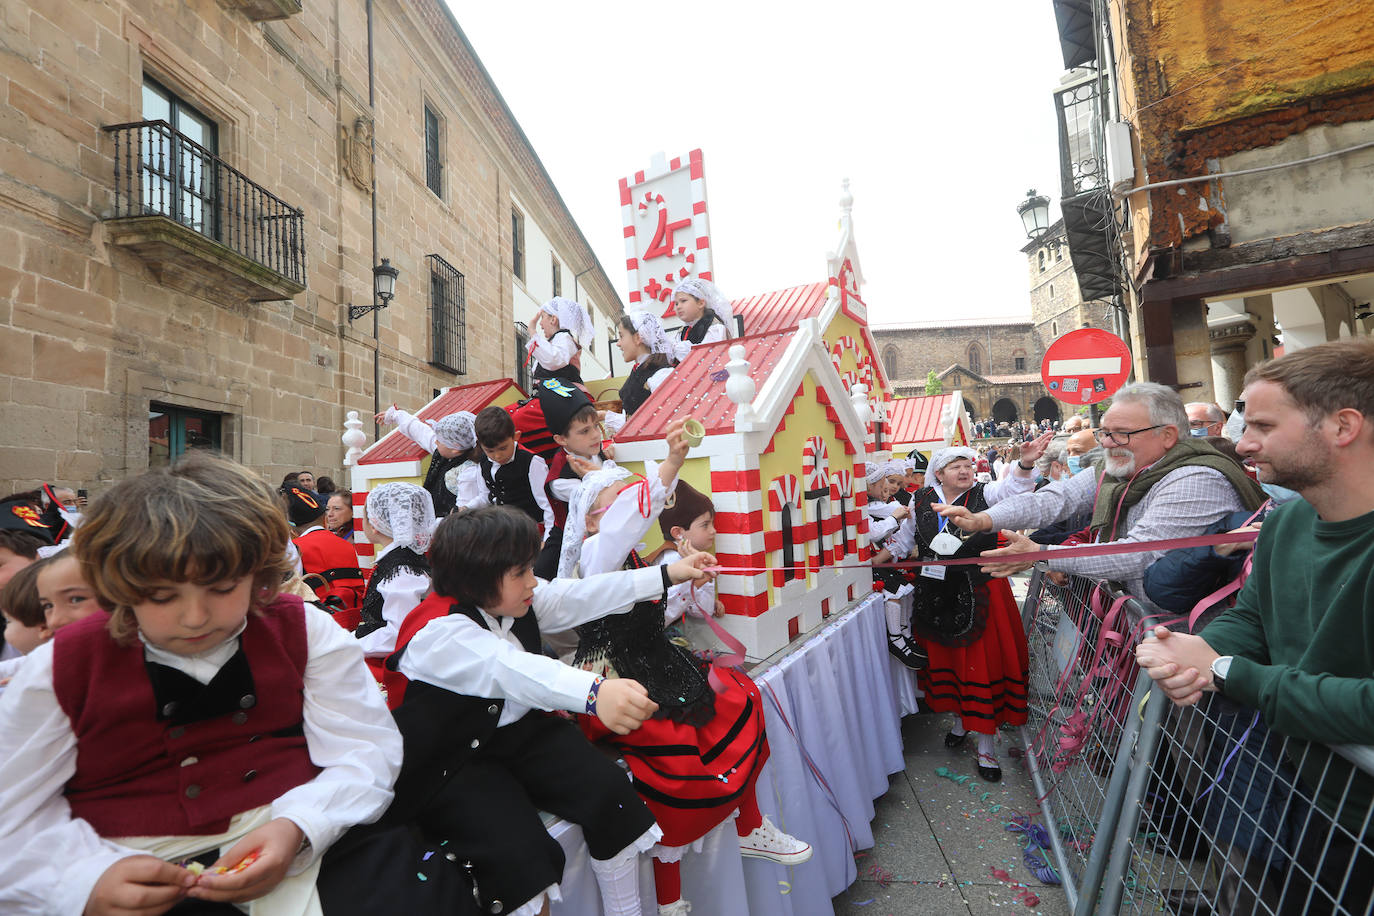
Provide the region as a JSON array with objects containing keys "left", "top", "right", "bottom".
[{"left": 0, "top": 0, "right": 618, "bottom": 494}]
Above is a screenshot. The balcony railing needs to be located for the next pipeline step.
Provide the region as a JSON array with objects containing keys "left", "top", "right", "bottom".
[{"left": 104, "top": 120, "right": 306, "bottom": 295}]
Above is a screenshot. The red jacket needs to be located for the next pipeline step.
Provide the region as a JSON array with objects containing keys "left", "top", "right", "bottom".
[
  {"left": 368, "top": 591, "right": 456, "bottom": 709},
  {"left": 294, "top": 528, "right": 366, "bottom": 629}
]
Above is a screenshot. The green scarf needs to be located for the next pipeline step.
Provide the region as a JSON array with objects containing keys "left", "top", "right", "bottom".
[{"left": 1089, "top": 436, "right": 1267, "bottom": 540}]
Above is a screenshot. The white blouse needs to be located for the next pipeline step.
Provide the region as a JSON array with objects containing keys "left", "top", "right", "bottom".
[{"left": 884, "top": 474, "right": 1037, "bottom": 560}]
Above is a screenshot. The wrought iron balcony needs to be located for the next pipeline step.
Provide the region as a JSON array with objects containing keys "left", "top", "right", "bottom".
[
  {"left": 103, "top": 120, "right": 306, "bottom": 301},
  {"left": 221, "top": 0, "right": 302, "bottom": 21}
]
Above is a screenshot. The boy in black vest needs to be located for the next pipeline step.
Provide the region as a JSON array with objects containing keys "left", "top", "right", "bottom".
[
  {"left": 534, "top": 379, "right": 609, "bottom": 579},
  {"left": 385, "top": 506, "right": 720, "bottom": 916},
  {"left": 461, "top": 407, "right": 555, "bottom": 542}
]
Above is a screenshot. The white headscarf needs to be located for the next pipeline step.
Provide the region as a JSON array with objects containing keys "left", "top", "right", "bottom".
[
  {"left": 430, "top": 411, "right": 476, "bottom": 451},
  {"left": 672, "top": 278, "right": 734, "bottom": 337},
  {"left": 557, "top": 464, "right": 634, "bottom": 580},
  {"left": 365, "top": 483, "right": 437, "bottom": 553},
  {"left": 540, "top": 297, "right": 594, "bottom": 346},
  {"left": 865, "top": 459, "right": 905, "bottom": 484},
  {"left": 627, "top": 310, "right": 673, "bottom": 358},
  {"left": 929, "top": 446, "right": 979, "bottom": 476}
]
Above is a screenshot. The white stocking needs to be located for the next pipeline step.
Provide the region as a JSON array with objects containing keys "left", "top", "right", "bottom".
[
  {"left": 588, "top": 845, "right": 643, "bottom": 916},
  {"left": 977, "top": 732, "right": 997, "bottom": 759},
  {"left": 884, "top": 597, "right": 904, "bottom": 635},
  {"left": 949, "top": 715, "right": 966, "bottom": 736}
]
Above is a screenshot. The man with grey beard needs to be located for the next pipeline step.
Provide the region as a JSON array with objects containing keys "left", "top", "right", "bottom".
[{"left": 936, "top": 382, "right": 1265, "bottom": 601}]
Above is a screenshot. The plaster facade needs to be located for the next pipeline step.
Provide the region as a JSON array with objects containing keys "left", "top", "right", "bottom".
[{"left": 0, "top": 0, "right": 621, "bottom": 494}]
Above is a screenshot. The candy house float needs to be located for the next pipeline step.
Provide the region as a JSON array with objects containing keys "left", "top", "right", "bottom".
[
  {"left": 346, "top": 378, "right": 525, "bottom": 565},
  {"left": 609, "top": 317, "right": 879, "bottom": 659}
]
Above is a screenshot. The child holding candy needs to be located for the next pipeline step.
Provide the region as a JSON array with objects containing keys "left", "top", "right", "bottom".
[{"left": 0, "top": 453, "right": 471, "bottom": 915}]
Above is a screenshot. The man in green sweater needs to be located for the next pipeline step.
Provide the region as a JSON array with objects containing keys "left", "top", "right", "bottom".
[{"left": 1136, "top": 337, "right": 1374, "bottom": 910}]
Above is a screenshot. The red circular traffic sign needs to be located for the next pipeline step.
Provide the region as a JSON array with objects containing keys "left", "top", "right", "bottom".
[{"left": 1041, "top": 328, "right": 1132, "bottom": 405}]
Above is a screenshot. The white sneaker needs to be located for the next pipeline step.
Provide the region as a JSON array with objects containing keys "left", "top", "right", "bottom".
[
  {"left": 658, "top": 900, "right": 692, "bottom": 916},
  {"left": 737, "top": 815, "right": 814, "bottom": 865}
]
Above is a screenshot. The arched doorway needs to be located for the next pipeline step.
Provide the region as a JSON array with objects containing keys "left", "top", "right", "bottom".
[
  {"left": 992, "top": 398, "right": 1018, "bottom": 423},
  {"left": 1033, "top": 396, "right": 1060, "bottom": 424}
]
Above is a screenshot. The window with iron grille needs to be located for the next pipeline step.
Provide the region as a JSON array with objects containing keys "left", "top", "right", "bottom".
[
  {"left": 511, "top": 207, "right": 525, "bottom": 282},
  {"left": 514, "top": 321, "right": 531, "bottom": 392},
  {"left": 551, "top": 255, "right": 561, "bottom": 298},
  {"left": 424, "top": 104, "right": 443, "bottom": 197},
  {"left": 427, "top": 254, "right": 465, "bottom": 374}
]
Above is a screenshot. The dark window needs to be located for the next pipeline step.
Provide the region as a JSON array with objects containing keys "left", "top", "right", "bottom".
[
  {"left": 511, "top": 207, "right": 525, "bottom": 282},
  {"left": 781, "top": 505, "right": 800, "bottom": 583},
  {"left": 148, "top": 403, "right": 222, "bottom": 469},
  {"left": 424, "top": 104, "right": 442, "bottom": 196},
  {"left": 514, "top": 321, "right": 531, "bottom": 392},
  {"left": 968, "top": 345, "right": 981, "bottom": 374},
  {"left": 551, "top": 255, "right": 561, "bottom": 298},
  {"left": 427, "top": 254, "right": 465, "bottom": 374},
  {"left": 141, "top": 77, "right": 217, "bottom": 236},
  {"left": 1015, "top": 356, "right": 1027, "bottom": 371},
  {"left": 882, "top": 345, "right": 898, "bottom": 379}
]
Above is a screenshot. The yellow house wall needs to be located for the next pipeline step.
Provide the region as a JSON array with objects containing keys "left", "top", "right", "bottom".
[
  {"left": 825, "top": 312, "right": 891, "bottom": 400},
  {"left": 758, "top": 372, "right": 858, "bottom": 600},
  {"left": 610, "top": 453, "right": 714, "bottom": 559}
]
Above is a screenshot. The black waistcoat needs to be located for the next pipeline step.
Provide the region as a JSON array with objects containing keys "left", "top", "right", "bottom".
[
  {"left": 356, "top": 546, "right": 430, "bottom": 640},
  {"left": 478, "top": 448, "right": 542, "bottom": 523}
]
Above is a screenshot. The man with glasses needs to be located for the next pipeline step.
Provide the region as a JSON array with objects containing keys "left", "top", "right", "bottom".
[
  {"left": 937, "top": 382, "right": 1265, "bottom": 600},
  {"left": 1186, "top": 401, "right": 1228, "bottom": 438}
]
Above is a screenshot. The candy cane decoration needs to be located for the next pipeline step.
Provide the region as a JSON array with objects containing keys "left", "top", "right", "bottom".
[
  {"left": 802, "top": 437, "right": 829, "bottom": 492},
  {"left": 766, "top": 475, "right": 803, "bottom": 589}
]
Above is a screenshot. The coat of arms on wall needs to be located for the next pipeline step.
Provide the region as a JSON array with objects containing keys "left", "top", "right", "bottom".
[{"left": 340, "top": 116, "right": 373, "bottom": 192}]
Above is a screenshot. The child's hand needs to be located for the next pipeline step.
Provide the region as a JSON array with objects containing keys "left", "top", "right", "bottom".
[
  {"left": 596, "top": 678, "right": 658, "bottom": 734},
  {"left": 890, "top": 505, "right": 911, "bottom": 520},
  {"left": 186, "top": 818, "right": 303, "bottom": 904},
  {"left": 713, "top": 598, "right": 726, "bottom": 618},
  {"left": 85, "top": 855, "right": 195, "bottom": 915},
  {"left": 373, "top": 404, "right": 397, "bottom": 425},
  {"left": 675, "top": 534, "right": 700, "bottom": 559},
  {"left": 666, "top": 551, "right": 717, "bottom": 584},
  {"left": 601, "top": 441, "right": 616, "bottom": 461},
  {"left": 567, "top": 455, "right": 597, "bottom": 478}
]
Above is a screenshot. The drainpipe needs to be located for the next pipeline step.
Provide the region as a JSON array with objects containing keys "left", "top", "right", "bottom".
[{"left": 367, "top": 0, "right": 381, "bottom": 437}]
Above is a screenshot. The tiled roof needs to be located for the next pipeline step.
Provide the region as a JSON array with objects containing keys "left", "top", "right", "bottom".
[
  {"left": 886, "top": 395, "right": 950, "bottom": 445},
  {"left": 731, "top": 282, "right": 829, "bottom": 336},
  {"left": 871, "top": 316, "right": 1032, "bottom": 331},
  {"left": 614, "top": 331, "right": 794, "bottom": 442},
  {"left": 358, "top": 379, "right": 524, "bottom": 464},
  {"left": 983, "top": 373, "right": 1044, "bottom": 385}
]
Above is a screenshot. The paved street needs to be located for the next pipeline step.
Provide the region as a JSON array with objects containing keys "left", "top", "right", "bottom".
[{"left": 831, "top": 712, "right": 1072, "bottom": 916}]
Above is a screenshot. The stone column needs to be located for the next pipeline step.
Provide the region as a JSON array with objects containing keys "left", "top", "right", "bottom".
[{"left": 1208, "top": 315, "right": 1257, "bottom": 410}]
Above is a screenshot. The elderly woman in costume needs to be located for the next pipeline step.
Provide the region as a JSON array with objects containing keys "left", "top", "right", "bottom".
[
  {"left": 669, "top": 279, "right": 733, "bottom": 363},
  {"left": 874, "top": 432, "right": 1052, "bottom": 780},
  {"left": 373, "top": 406, "right": 479, "bottom": 518},
  {"left": 528, "top": 296, "right": 595, "bottom": 385},
  {"left": 603, "top": 312, "right": 675, "bottom": 437}
]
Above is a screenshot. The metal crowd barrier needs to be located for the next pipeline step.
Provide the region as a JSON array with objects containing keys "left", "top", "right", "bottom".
[{"left": 1017, "top": 570, "right": 1374, "bottom": 916}]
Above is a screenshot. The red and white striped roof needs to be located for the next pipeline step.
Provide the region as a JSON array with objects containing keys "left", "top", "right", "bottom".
[{"left": 731, "top": 282, "right": 829, "bottom": 336}]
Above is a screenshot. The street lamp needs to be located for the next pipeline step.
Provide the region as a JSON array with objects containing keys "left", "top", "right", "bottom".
[
  {"left": 1016, "top": 189, "right": 1051, "bottom": 240},
  {"left": 349, "top": 258, "right": 400, "bottom": 320}
]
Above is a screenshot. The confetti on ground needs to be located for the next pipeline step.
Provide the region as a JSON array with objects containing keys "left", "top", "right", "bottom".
[{"left": 778, "top": 880, "right": 791, "bottom": 894}]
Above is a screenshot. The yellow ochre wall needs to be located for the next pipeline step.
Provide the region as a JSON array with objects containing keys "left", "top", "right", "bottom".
[
  {"left": 758, "top": 372, "right": 861, "bottom": 598},
  {"left": 610, "top": 453, "right": 714, "bottom": 559}
]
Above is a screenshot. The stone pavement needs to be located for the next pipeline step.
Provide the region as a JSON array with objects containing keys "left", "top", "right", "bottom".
[{"left": 832, "top": 575, "right": 1072, "bottom": 916}]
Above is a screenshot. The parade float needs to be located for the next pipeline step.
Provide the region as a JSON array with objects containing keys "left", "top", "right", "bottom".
[{"left": 344, "top": 158, "right": 905, "bottom": 659}]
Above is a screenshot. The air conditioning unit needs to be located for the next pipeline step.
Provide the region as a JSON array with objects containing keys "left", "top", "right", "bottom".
[{"left": 1105, "top": 121, "right": 1135, "bottom": 192}]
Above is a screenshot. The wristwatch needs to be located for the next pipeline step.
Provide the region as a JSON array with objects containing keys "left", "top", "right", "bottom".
[
  {"left": 1210, "top": 656, "right": 1233, "bottom": 694},
  {"left": 1017, "top": 460, "right": 1034, "bottom": 471}
]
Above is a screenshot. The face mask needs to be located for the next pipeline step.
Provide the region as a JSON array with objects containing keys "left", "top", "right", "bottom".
[
  {"left": 1066, "top": 455, "right": 1084, "bottom": 475},
  {"left": 1260, "top": 482, "right": 1302, "bottom": 504},
  {"left": 1189, "top": 427, "right": 1210, "bottom": 438}
]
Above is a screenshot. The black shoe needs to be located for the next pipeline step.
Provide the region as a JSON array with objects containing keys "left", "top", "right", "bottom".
[
  {"left": 944, "top": 730, "right": 969, "bottom": 748},
  {"left": 977, "top": 752, "right": 1002, "bottom": 782},
  {"left": 887, "top": 632, "right": 928, "bottom": 670}
]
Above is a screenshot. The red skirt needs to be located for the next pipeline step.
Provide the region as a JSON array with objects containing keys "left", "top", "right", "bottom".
[
  {"left": 579, "top": 667, "right": 769, "bottom": 848},
  {"left": 917, "top": 578, "right": 1029, "bottom": 732}
]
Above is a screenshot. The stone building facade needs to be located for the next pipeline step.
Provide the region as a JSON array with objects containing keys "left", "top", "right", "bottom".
[
  {"left": 0, "top": 0, "right": 621, "bottom": 494},
  {"left": 874, "top": 220, "right": 1115, "bottom": 425}
]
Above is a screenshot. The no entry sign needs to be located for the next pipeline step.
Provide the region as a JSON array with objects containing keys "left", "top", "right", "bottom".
[{"left": 1041, "top": 328, "right": 1131, "bottom": 405}]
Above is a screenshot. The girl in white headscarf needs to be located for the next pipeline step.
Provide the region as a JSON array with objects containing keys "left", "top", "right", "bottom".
[
  {"left": 356, "top": 483, "right": 436, "bottom": 660},
  {"left": 374, "top": 405, "right": 479, "bottom": 518},
  {"left": 603, "top": 312, "right": 675, "bottom": 437},
  {"left": 528, "top": 296, "right": 594, "bottom": 385},
  {"left": 875, "top": 433, "right": 1051, "bottom": 781},
  {"left": 864, "top": 459, "right": 923, "bottom": 668},
  {"left": 560, "top": 420, "right": 811, "bottom": 916},
  {"left": 669, "top": 279, "right": 733, "bottom": 364}
]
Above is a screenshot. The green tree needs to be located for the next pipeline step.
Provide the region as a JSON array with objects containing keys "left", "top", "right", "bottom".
[{"left": 924, "top": 370, "right": 943, "bottom": 396}]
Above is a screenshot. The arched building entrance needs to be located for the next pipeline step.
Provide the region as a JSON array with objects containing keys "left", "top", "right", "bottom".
[
  {"left": 1033, "top": 396, "right": 1060, "bottom": 424},
  {"left": 992, "top": 398, "right": 1019, "bottom": 423}
]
